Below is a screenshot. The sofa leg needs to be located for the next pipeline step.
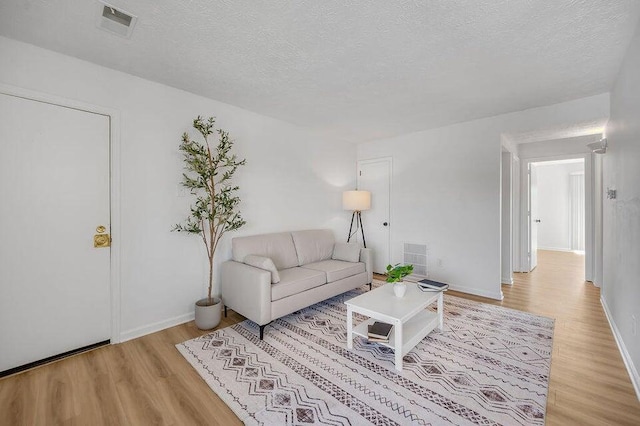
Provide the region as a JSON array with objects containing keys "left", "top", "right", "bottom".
[
  {"left": 369, "top": 282, "right": 372, "bottom": 290},
  {"left": 259, "top": 324, "right": 266, "bottom": 340},
  {"left": 224, "top": 305, "right": 227, "bottom": 317}
]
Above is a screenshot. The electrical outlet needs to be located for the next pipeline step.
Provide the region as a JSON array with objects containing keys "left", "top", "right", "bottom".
[
  {"left": 632, "top": 315, "right": 637, "bottom": 336},
  {"left": 436, "top": 258, "right": 443, "bottom": 268}
]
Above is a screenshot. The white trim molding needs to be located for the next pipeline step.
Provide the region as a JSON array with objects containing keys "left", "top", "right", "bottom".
[
  {"left": 451, "top": 284, "right": 504, "bottom": 301},
  {"left": 601, "top": 295, "right": 640, "bottom": 401},
  {"left": 537, "top": 246, "right": 574, "bottom": 252},
  {"left": 120, "top": 312, "right": 195, "bottom": 343}
]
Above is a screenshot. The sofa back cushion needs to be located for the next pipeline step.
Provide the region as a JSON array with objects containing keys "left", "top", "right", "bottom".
[
  {"left": 232, "top": 232, "right": 298, "bottom": 270},
  {"left": 332, "top": 242, "right": 361, "bottom": 263},
  {"left": 291, "top": 229, "right": 335, "bottom": 265}
]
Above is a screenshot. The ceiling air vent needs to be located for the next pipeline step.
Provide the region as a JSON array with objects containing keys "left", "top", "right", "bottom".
[{"left": 96, "top": 1, "right": 137, "bottom": 38}]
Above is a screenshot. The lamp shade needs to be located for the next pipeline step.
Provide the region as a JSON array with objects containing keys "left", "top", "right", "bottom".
[{"left": 343, "top": 190, "right": 371, "bottom": 211}]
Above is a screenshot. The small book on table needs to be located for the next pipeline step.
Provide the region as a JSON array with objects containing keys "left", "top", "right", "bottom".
[
  {"left": 368, "top": 321, "right": 393, "bottom": 341},
  {"left": 418, "top": 279, "right": 449, "bottom": 292}
]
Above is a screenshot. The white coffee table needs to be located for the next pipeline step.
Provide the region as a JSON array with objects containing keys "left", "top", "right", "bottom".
[{"left": 345, "top": 282, "right": 443, "bottom": 371}]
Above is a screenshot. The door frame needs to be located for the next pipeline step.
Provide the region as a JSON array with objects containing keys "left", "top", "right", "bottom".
[
  {"left": 511, "top": 155, "right": 521, "bottom": 275},
  {"left": 356, "top": 156, "right": 392, "bottom": 272},
  {"left": 528, "top": 161, "right": 539, "bottom": 271},
  {"left": 569, "top": 171, "right": 586, "bottom": 251},
  {"left": 501, "top": 151, "right": 513, "bottom": 284},
  {"left": 0, "top": 83, "right": 122, "bottom": 343},
  {"left": 519, "top": 153, "right": 594, "bottom": 281}
]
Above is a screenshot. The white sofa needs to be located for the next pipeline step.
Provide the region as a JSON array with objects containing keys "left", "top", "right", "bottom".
[{"left": 221, "top": 229, "right": 372, "bottom": 339}]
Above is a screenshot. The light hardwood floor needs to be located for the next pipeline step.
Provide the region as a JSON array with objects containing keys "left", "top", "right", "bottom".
[
  {"left": 449, "top": 250, "right": 640, "bottom": 426},
  {"left": 1, "top": 249, "right": 639, "bottom": 425}
]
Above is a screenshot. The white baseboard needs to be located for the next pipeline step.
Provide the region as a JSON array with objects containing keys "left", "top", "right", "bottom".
[
  {"left": 601, "top": 295, "right": 640, "bottom": 401},
  {"left": 382, "top": 277, "right": 504, "bottom": 301},
  {"left": 119, "top": 311, "right": 195, "bottom": 343},
  {"left": 501, "top": 276, "right": 514, "bottom": 285},
  {"left": 450, "top": 284, "right": 504, "bottom": 301},
  {"left": 537, "top": 246, "right": 572, "bottom": 252}
]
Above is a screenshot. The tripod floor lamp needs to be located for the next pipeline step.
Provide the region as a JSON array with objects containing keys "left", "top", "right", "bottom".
[{"left": 343, "top": 190, "right": 371, "bottom": 248}]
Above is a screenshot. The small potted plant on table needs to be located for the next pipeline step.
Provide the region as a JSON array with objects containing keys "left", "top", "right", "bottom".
[
  {"left": 386, "top": 263, "right": 414, "bottom": 297},
  {"left": 173, "top": 116, "right": 246, "bottom": 330}
]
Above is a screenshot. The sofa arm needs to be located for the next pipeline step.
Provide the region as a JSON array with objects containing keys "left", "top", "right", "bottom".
[
  {"left": 221, "top": 260, "right": 272, "bottom": 325},
  {"left": 359, "top": 248, "right": 373, "bottom": 283}
]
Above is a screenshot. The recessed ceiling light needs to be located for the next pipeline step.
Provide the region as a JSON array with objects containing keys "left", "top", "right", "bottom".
[{"left": 96, "top": 1, "right": 137, "bottom": 39}]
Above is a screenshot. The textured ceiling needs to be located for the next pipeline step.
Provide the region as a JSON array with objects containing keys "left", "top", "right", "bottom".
[{"left": 1, "top": 0, "right": 639, "bottom": 143}]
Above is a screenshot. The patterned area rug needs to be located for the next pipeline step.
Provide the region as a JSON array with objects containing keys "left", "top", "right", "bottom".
[{"left": 177, "top": 281, "right": 554, "bottom": 425}]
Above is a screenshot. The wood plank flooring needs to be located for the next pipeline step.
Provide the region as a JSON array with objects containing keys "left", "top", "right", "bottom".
[
  {"left": 1, "top": 249, "right": 639, "bottom": 425},
  {"left": 447, "top": 250, "right": 640, "bottom": 425}
]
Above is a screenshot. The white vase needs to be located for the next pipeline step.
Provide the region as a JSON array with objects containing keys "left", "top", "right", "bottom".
[
  {"left": 393, "top": 282, "right": 407, "bottom": 297},
  {"left": 194, "top": 297, "right": 222, "bottom": 330}
]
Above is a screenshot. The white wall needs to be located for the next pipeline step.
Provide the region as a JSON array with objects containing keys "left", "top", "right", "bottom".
[
  {"left": 533, "top": 161, "right": 585, "bottom": 251},
  {"left": 0, "top": 36, "right": 356, "bottom": 341},
  {"left": 357, "top": 93, "right": 609, "bottom": 300},
  {"left": 603, "top": 21, "right": 640, "bottom": 399},
  {"left": 359, "top": 121, "right": 503, "bottom": 299}
]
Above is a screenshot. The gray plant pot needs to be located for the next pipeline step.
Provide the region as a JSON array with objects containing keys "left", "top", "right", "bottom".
[{"left": 194, "top": 297, "right": 222, "bottom": 330}]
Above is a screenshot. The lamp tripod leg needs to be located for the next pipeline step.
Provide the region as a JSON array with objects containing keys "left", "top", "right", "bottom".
[
  {"left": 347, "top": 211, "right": 356, "bottom": 243},
  {"left": 358, "top": 211, "right": 366, "bottom": 248}
]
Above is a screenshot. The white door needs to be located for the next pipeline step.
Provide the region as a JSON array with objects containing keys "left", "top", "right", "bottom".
[
  {"left": 529, "top": 163, "right": 539, "bottom": 271},
  {"left": 0, "top": 94, "right": 111, "bottom": 373},
  {"left": 357, "top": 158, "right": 391, "bottom": 274}
]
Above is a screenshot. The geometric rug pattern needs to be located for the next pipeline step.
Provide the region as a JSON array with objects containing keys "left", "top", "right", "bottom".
[{"left": 177, "top": 281, "right": 554, "bottom": 425}]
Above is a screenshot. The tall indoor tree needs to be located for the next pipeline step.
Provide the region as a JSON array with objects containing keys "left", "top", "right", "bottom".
[{"left": 173, "top": 116, "right": 246, "bottom": 328}]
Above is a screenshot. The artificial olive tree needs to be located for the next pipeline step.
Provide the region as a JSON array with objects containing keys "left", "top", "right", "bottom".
[{"left": 173, "top": 116, "right": 246, "bottom": 305}]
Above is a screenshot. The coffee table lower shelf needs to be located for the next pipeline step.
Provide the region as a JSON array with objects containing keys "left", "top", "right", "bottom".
[{"left": 351, "top": 310, "right": 439, "bottom": 357}]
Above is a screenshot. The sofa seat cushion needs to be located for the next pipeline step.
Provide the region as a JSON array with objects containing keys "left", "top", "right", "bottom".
[
  {"left": 301, "top": 260, "right": 366, "bottom": 283},
  {"left": 271, "top": 267, "right": 326, "bottom": 301}
]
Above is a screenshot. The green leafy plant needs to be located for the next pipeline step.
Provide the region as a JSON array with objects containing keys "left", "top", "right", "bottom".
[
  {"left": 173, "top": 116, "right": 246, "bottom": 305},
  {"left": 385, "top": 263, "right": 414, "bottom": 283}
]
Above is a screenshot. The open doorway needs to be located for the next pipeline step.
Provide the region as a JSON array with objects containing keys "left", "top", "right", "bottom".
[
  {"left": 521, "top": 154, "right": 595, "bottom": 281},
  {"left": 528, "top": 159, "right": 586, "bottom": 277}
]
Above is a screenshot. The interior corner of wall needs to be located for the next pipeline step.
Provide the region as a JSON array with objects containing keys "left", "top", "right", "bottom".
[{"left": 500, "top": 134, "right": 517, "bottom": 155}]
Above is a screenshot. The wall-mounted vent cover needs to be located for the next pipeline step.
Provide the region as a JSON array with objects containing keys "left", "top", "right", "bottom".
[
  {"left": 96, "top": 1, "right": 137, "bottom": 38},
  {"left": 403, "top": 243, "right": 427, "bottom": 280}
]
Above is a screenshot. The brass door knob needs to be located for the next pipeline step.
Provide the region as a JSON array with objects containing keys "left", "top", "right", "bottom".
[
  {"left": 94, "top": 225, "right": 110, "bottom": 248},
  {"left": 94, "top": 233, "right": 111, "bottom": 248}
]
